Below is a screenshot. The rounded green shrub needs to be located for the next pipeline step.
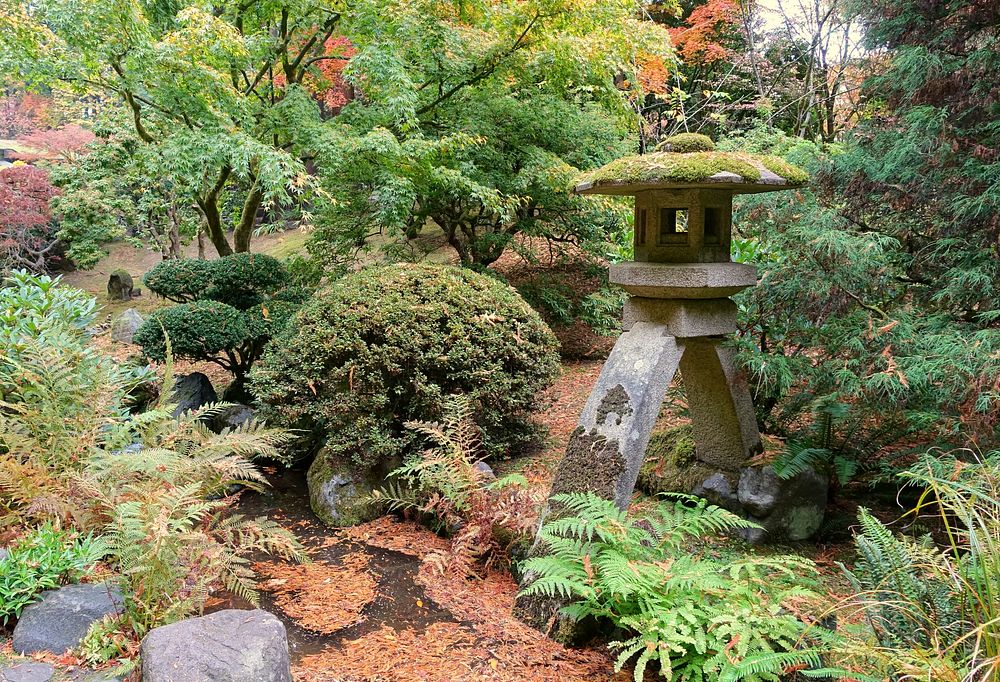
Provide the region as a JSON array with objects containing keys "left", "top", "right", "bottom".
[
  {"left": 143, "top": 258, "right": 216, "bottom": 303},
  {"left": 250, "top": 263, "right": 561, "bottom": 466},
  {"left": 655, "top": 132, "right": 716, "bottom": 153},
  {"left": 134, "top": 300, "right": 256, "bottom": 375},
  {"left": 206, "top": 253, "right": 290, "bottom": 309},
  {"left": 136, "top": 254, "right": 302, "bottom": 390}
]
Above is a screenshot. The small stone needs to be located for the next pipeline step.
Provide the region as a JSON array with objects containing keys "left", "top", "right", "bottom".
[
  {"left": 110, "top": 309, "right": 144, "bottom": 344},
  {"left": 0, "top": 662, "right": 55, "bottom": 682},
  {"left": 140, "top": 609, "right": 291, "bottom": 682},
  {"left": 171, "top": 372, "right": 217, "bottom": 417},
  {"left": 692, "top": 472, "right": 741, "bottom": 512},
  {"left": 0, "top": 547, "right": 8, "bottom": 562},
  {"left": 209, "top": 403, "right": 254, "bottom": 433},
  {"left": 12, "top": 583, "right": 124, "bottom": 655},
  {"left": 473, "top": 461, "right": 496, "bottom": 483}
]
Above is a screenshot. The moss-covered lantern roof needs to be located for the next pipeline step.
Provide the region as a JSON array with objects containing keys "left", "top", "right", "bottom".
[{"left": 574, "top": 134, "right": 808, "bottom": 196}]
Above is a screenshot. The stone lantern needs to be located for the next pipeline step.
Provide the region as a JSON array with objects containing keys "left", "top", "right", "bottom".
[{"left": 530, "top": 133, "right": 821, "bottom": 545}]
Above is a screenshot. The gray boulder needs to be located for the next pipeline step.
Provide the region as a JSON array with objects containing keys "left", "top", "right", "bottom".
[
  {"left": 307, "top": 448, "right": 397, "bottom": 527},
  {"left": 692, "top": 472, "right": 742, "bottom": 513},
  {"left": 0, "top": 662, "right": 55, "bottom": 682},
  {"left": 140, "top": 609, "right": 291, "bottom": 682},
  {"left": 737, "top": 465, "right": 828, "bottom": 543},
  {"left": 12, "top": 583, "right": 124, "bottom": 655},
  {"left": 110, "top": 309, "right": 144, "bottom": 344},
  {"left": 171, "top": 372, "right": 217, "bottom": 417}
]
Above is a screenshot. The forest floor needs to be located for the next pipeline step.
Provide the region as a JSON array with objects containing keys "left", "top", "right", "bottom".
[{"left": 2, "top": 236, "right": 874, "bottom": 681}]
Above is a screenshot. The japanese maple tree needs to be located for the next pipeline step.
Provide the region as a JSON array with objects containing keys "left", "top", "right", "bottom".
[{"left": 0, "top": 165, "right": 59, "bottom": 272}]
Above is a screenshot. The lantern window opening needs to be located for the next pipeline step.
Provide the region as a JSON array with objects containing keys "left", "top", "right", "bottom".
[
  {"left": 638, "top": 209, "right": 647, "bottom": 245},
  {"left": 704, "top": 206, "right": 722, "bottom": 245},
  {"left": 658, "top": 207, "right": 689, "bottom": 245}
]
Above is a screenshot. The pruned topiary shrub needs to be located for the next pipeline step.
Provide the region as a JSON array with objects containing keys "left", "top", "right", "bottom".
[
  {"left": 250, "top": 263, "right": 561, "bottom": 466},
  {"left": 135, "top": 254, "right": 303, "bottom": 394},
  {"left": 142, "top": 258, "right": 216, "bottom": 303}
]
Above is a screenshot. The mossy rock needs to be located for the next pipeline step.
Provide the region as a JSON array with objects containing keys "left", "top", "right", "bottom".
[
  {"left": 638, "top": 424, "right": 716, "bottom": 495},
  {"left": 107, "top": 269, "right": 134, "bottom": 301},
  {"left": 306, "top": 449, "right": 399, "bottom": 527},
  {"left": 655, "top": 133, "right": 716, "bottom": 153}
]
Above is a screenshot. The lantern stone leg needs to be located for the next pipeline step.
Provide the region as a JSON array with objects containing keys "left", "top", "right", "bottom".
[{"left": 546, "top": 322, "right": 683, "bottom": 509}]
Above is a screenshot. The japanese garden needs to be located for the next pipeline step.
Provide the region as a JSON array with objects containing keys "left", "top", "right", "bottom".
[{"left": 0, "top": 0, "right": 998, "bottom": 680}]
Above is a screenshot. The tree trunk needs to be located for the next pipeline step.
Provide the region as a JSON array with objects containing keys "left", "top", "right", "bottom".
[
  {"left": 234, "top": 184, "right": 263, "bottom": 253},
  {"left": 197, "top": 196, "right": 234, "bottom": 257},
  {"left": 197, "top": 227, "right": 206, "bottom": 259},
  {"left": 166, "top": 206, "right": 182, "bottom": 259}
]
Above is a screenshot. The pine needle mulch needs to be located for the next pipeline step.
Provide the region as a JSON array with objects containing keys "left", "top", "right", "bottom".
[
  {"left": 291, "top": 530, "right": 621, "bottom": 682},
  {"left": 415, "top": 560, "right": 620, "bottom": 682},
  {"left": 255, "top": 553, "right": 377, "bottom": 634},
  {"left": 341, "top": 516, "right": 451, "bottom": 558}
]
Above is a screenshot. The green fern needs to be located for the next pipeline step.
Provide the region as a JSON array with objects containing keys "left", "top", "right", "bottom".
[{"left": 520, "top": 492, "right": 827, "bottom": 681}]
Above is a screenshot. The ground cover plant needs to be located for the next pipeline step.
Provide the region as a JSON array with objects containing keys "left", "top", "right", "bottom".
[
  {"left": 520, "top": 492, "right": 829, "bottom": 681},
  {"left": 0, "top": 524, "right": 103, "bottom": 625}
]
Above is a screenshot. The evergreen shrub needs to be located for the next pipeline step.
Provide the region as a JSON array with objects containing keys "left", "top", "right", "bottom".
[
  {"left": 135, "top": 254, "right": 302, "bottom": 387},
  {"left": 250, "top": 263, "right": 560, "bottom": 466}
]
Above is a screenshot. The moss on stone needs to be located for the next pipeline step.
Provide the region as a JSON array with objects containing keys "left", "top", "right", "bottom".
[
  {"left": 576, "top": 148, "right": 809, "bottom": 192},
  {"left": 655, "top": 133, "right": 716, "bottom": 153},
  {"left": 580, "top": 151, "right": 764, "bottom": 188},
  {"left": 758, "top": 155, "right": 810, "bottom": 184},
  {"left": 637, "top": 424, "right": 716, "bottom": 495}
]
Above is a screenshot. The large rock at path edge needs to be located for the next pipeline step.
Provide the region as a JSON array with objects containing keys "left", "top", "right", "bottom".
[
  {"left": 171, "top": 372, "right": 217, "bottom": 417},
  {"left": 140, "top": 609, "right": 291, "bottom": 682},
  {"left": 737, "top": 465, "right": 828, "bottom": 543},
  {"left": 307, "top": 449, "right": 397, "bottom": 527},
  {"left": 12, "top": 583, "right": 124, "bottom": 655},
  {"left": 110, "top": 308, "right": 144, "bottom": 344}
]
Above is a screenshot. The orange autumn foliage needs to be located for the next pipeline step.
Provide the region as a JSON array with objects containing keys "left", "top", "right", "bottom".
[
  {"left": 669, "top": 0, "right": 741, "bottom": 66},
  {"left": 637, "top": 53, "right": 671, "bottom": 95}
]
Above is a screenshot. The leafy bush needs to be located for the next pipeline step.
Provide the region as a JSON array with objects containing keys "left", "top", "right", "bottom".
[
  {"left": 251, "top": 263, "right": 560, "bottom": 466},
  {"left": 724, "top": 127, "right": 1000, "bottom": 477},
  {"left": 136, "top": 254, "right": 302, "bottom": 389},
  {"left": 520, "top": 493, "right": 826, "bottom": 681},
  {"left": 0, "top": 270, "right": 97, "bottom": 357},
  {"left": 0, "top": 273, "right": 149, "bottom": 485},
  {"left": 375, "top": 395, "right": 540, "bottom": 576},
  {"left": 0, "top": 524, "right": 103, "bottom": 625},
  {"left": 205, "top": 252, "right": 290, "bottom": 308}
]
